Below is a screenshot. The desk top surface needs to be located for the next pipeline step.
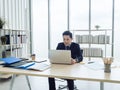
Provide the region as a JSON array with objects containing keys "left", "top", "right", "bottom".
[{"left": 0, "top": 62, "right": 120, "bottom": 83}]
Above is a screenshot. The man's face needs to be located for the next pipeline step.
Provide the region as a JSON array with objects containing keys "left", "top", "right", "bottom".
[{"left": 63, "top": 35, "right": 72, "bottom": 46}]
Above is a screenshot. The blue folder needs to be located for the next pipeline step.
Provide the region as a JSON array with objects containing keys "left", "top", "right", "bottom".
[
  {"left": 0, "top": 57, "right": 21, "bottom": 64},
  {"left": 0, "top": 57, "right": 35, "bottom": 69}
]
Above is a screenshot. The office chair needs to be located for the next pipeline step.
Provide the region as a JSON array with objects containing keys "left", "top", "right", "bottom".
[{"left": 57, "top": 49, "right": 83, "bottom": 90}]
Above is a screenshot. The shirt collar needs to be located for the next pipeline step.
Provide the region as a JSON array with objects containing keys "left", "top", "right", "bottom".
[{"left": 64, "top": 42, "right": 72, "bottom": 47}]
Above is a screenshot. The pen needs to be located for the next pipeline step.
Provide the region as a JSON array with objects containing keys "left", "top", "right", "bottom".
[
  {"left": 34, "top": 60, "right": 47, "bottom": 63},
  {"left": 26, "top": 60, "right": 47, "bottom": 63},
  {"left": 103, "top": 57, "right": 113, "bottom": 64}
]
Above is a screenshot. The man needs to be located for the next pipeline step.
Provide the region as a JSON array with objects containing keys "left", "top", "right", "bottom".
[{"left": 48, "top": 31, "right": 83, "bottom": 90}]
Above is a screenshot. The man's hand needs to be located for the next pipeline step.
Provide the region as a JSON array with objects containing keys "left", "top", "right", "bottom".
[{"left": 71, "top": 58, "right": 77, "bottom": 64}]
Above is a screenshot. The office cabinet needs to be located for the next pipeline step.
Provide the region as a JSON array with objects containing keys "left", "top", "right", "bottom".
[{"left": 71, "top": 29, "right": 112, "bottom": 60}]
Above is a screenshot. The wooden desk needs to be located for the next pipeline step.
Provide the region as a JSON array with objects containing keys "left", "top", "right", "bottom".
[{"left": 0, "top": 63, "right": 120, "bottom": 90}]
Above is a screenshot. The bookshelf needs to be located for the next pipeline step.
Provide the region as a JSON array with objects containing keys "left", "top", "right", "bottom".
[
  {"left": 71, "top": 29, "right": 112, "bottom": 60},
  {"left": 0, "top": 29, "right": 28, "bottom": 58},
  {"left": 0, "top": 29, "right": 29, "bottom": 79}
]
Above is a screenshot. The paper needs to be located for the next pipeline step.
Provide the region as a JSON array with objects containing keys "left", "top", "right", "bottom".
[
  {"left": 85, "top": 62, "right": 104, "bottom": 70},
  {"left": 28, "top": 63, "right": 51, "bottom": 71}
]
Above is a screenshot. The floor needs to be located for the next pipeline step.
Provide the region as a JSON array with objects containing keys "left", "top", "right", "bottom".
[{"left": 0, "top": 75, "right": 120, "bottom": 90}]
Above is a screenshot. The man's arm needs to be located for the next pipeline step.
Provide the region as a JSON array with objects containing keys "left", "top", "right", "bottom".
[
  {"left": 75, "top": 44, "right": 83, "bottom": 63},
  {"left": 56, "top": 43, "right": 64, "bottom": 50}
]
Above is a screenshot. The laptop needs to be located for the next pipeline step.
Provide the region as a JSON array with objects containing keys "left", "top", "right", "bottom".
[{"left": 49, "top": 50, "right": 72, "bottom": 64}]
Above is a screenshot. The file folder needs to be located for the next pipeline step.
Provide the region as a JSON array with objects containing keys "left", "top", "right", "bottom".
[
  {"left": 0, "top": 57, "right": 35, "bottom": 69},
  {"left": 0, "top": 57, "right": 21, "bottom": 64}
]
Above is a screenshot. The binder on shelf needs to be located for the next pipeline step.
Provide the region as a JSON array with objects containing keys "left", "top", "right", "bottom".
[
  {"left": 93, "top": 35, "right": 99, "bottom": 44},
  {"left": 82, "top": 48, "right": 103, "bottom": 57},
  {"left": 98, "top": 35, "right": 105, "bottom": 44},
  {"left": 17, "top": 35, "right": 21, "bottom": 44},
  {"left": 106, "top": 36, "right": 110, "bottom": 44},
  {"left": 21, "top": 35, "right": 27, "bottom": 43},
  {"left": 5, "top": 35, "right": 10, "bottom": 44},
  {"left": 75, "top": 34, "right": 110, "bottom": 44}
]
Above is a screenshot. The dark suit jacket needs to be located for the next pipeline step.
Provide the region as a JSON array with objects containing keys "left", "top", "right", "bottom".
[{"left": 56, "top": 42, "right": 83, "bottom": 62}]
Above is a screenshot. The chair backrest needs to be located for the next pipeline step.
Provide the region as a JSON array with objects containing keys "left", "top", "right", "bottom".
[
  {"left": 80, "top": 49, "right": 83, "bottom": 55},
  {"left": 79, "top": 49, "right": 83, "bottom": 61}
]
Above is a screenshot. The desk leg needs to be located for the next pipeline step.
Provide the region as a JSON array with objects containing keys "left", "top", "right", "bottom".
[
  {"left": 25, "top": 75, "right": 32, "bottom": 90},
  {"left": 100, "top": 82, "right": 104, "bottom": 90},
  {"left": 10, "top": 74, "right": 16, "bottom": 90}
]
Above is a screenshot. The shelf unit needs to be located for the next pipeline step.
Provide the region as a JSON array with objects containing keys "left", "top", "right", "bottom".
[
  {"left": 0, "top": 29, "right": 28, "bottom": 58},
  {"left": 71, "top": 29, "right": 113, "bottom": 60},
  {"left": 0, "top": 29, "right": 29, "bottom": 79}
]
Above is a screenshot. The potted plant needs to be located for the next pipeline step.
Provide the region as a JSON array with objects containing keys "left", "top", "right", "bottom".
[
  {"left": 0, "top": 17, "right": 5, "bottom": 29},
  {"left": 0, "top": 17, "right": 6, "bottom": 44},
  {"left": 95, "top": 25, "right": 100, "bottom": 30}
]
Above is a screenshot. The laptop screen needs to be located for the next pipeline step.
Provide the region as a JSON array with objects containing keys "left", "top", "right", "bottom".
[{"left": 49, "top": 50, "right": 71, "bottom": 64}]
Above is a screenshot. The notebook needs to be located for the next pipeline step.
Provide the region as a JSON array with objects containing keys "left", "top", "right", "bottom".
[
  {"left": 49, "top": 50, "right": 72, "bottom": 64},
  {"left": 27, "top": 63, "right": 51, "bottom": 71}
]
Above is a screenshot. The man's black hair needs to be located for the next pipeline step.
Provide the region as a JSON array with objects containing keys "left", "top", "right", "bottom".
[{"left": 62, "top": 31, "right": 72, "bottom": 39}]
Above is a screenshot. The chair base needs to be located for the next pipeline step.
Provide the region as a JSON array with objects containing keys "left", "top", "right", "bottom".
[{"left": 57, "top": 85, "right": 78, "bottom": 90}]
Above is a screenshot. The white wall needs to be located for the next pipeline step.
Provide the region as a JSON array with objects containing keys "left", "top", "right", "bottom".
[
  {"left": 32, "top": 0, "right": 120, "bottom": 59},
  {"left": 32, "top": 0, "right": 48, "bottom": 58}
]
